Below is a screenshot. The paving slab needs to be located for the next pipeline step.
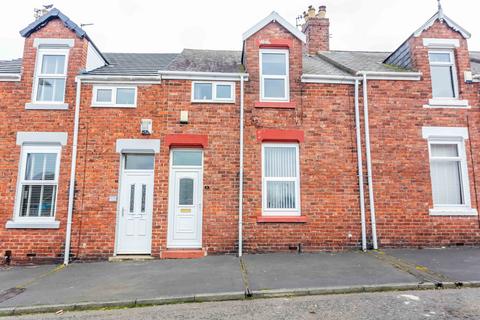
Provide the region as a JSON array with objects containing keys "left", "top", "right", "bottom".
[
  {"left": 243, "top": 252, "right": 418, "bottom": 291},
  {"left": 0, "top": 265, "right": 56, "bottom": 292},
  {"left": 385, "top": 247, "right": 480, "bottom": 282},
  {"left": 0, "top": 255, "right": 243, "bottom": 308}
]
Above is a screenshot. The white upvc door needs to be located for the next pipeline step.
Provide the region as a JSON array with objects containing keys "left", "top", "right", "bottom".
[
  {"left": 117, "top": 170, "right": 154, "bottom": 254},
  {"left": 167, "top": 149, "right": 203, "bottom": 248}
]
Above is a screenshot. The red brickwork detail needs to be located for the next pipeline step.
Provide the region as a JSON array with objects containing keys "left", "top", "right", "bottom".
[{"left": 165, "top": 134, "right": 208, "bottom": 148}]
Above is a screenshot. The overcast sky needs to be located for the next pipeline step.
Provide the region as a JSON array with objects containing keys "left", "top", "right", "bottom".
[{"left": 0, "top": 0, "right": 479, "bottom": 60}]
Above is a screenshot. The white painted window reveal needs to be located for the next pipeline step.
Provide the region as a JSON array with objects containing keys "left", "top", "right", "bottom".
[
  {"left": 92, "top": 86, "right": 137, "bottom": 107},
  {"left": 260, "top": 49, "right": 289, "bottom": 102},
  {"left": 191, "top": 82, "right": 235, "bottom": 103},
  {"left": 262, "top": 143, "right": 300, "bottom": 216}
]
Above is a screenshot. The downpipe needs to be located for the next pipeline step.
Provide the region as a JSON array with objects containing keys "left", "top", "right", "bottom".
[
  {"left": 354, "top": 80, "right": 367, "bottom": 251},
  {"left": 64, "top": 78, "right": 82, "bottom": 265},
  {"left": 361, "top": 73, "right": 379, "bottom": 250},
  {"left": 238, "top": 75, "right": 245, "bottom": 257}
]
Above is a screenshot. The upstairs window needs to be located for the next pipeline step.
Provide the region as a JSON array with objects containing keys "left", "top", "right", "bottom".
[
  {"left": 262, "top": 143, "right": 300, "bottom": 216},
  {"left": 92, "top": 86, "right": 137, "bottom": 107},
  {"left": 34, "top": 49, "right": 68, "bottom": 103},
  {"left": 260, "top": 49, "right": 289, "bottom": 101},
  {"left": 191, "top": 82, "right": 235, "bottom": 103},
  {"left": 429, "top": 50, "right": 458, "bottom": 99}
]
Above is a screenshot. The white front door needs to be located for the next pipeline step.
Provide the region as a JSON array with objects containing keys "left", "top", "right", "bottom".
[
  {"left": 168, "top": 150, "right": 203, "bottom": 248},
  {"left": 117, "top": 154, "right": 154, "bottom": 254}
]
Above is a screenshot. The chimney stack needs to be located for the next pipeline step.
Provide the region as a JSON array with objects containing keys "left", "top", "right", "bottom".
[{"left": 301, "top": 5, "right": 330, "bottom": 54}]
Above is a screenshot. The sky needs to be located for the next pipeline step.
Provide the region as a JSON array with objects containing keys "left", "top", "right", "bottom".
[{"left": 1, "top": 0, "right": 479, "bottom": 60}]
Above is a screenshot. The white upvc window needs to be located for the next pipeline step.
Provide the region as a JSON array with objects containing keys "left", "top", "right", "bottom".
[
  {"left": 14, "top": 145, "right": 61, "bottom": 221},
  {"left": 260, "top": 49, "right": 289, "bottom": 102},
  {"left": 92, "top": 86, "right": 137, "bottom": 107},
  {"left": 191, "top": 82, "right": 235, "bottom": 103},
  {"left": 423, "top": 126, "right": 477, "bottom": 216},
  {"left": 429, "top": 50, "right": 459, "bottom": 99},
  {"left": 262, "top": 143, "right": 300, "bottom": 216},
  {"left": 33, "top": 48, "right": 69, "bottom": 104}
]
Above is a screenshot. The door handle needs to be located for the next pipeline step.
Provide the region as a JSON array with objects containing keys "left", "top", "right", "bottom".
[{"left": 121, "top": 208, "right": 125, "bottom": 217}]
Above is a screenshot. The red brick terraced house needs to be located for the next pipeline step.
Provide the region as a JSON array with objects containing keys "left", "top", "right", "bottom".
[{"left": 1, "top": 4, "right": 480, "bottom": 264}]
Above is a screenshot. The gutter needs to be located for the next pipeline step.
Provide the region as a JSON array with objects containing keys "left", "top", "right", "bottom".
[
  {"left": 301, "top": 74, "right": 358, "bottom": 84},
  {"left": 0, "top": 74, "right": 21, "bottom": 82},
  {"left": 355, "top": 71, "right": 422, "bottom": 81},
  {"left": 158, "top": 70, "right": 249, "bottom": 81},
  {"left": 238, "top": 75, "right": 245, "bottom": 257},
  {"left": 64, "top": 78, "right": 82, "bottom": 265},
  {"left": 76, "top": 75, "right": 162, "bottom": 84}
]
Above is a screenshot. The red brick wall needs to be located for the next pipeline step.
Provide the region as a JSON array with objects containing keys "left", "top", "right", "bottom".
[
  {"left": 1, "top": 17, "right": 480, "bottom": 264},
  {"left": 69, "top": 80, "right": 240, "bottom": 259},
  {"left": 0, "top": 18, "right": 88, "bottom": 263},
  {"left": 368, "top": 21, "right": 480, "bottom": 247}
]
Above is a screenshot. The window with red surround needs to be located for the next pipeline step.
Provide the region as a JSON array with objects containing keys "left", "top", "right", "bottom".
[{"left": 165, "top": 134, "right": 208, "bottom": 148}]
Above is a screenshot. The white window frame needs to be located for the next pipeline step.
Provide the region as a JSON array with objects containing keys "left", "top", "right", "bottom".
[
  {"left": 259, "top": 49, "right": 290, "bottom": 102},
  {"left": 32, "top": 48, "right": 69, "bottom": 104},
  {"left": 261, "top": 143, "right": 300, "bottom": 216},
  {"left": 13, "top": 145, "right": 62, "bottom": 223},
  {"left": 92, "top": 86, "right": 137, "bottom": 108},
  {"left": 423, "top": 126, "right": 477, "bottom": 216},
  {"left": 428, "top": 49, "right": 459, "bottom": 100},
  {"left": 191, "top": 81, "right": 235, "bottom": 103}
]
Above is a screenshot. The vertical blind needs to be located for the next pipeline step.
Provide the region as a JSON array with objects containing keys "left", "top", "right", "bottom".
[
  {"left": 264, "top": 146, "right": 297, "bottom": 210},
  {"left": 430, "top": 144, "right": 464, "bottom": 205}
]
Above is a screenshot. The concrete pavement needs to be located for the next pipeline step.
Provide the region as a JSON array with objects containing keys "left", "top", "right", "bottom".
[{"left": 0, "top": 247, "right": 479, "bottom": 316}]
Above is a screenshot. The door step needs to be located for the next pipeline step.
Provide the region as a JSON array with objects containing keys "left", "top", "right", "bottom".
[
  {"left": 109, "top": 255, "right": 154, "bottom": 262},
  {"left": 161, "top": 249, "right": 206, "bottom": 259}
]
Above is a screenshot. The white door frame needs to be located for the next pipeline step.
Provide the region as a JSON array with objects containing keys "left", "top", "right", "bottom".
[
  {"left": 167, "top": 148, "right": 204, "bottom": 249},
  {"left": 114, "top": 153, "right": 155, "bottom": 255}
]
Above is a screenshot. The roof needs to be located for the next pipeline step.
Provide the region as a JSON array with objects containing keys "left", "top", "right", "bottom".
[
  {"left": 318, "top": 51, "right": 413, "bottom": 74},
  {"left": 385, "top": 7, "right": 470, "bottom": 68},
  {"left": 0, "top": 59, "right": 22, "bottom": 74},
  {"left": 242, "top": 11, "right": 306, "bottom": 43},
  {"left": 19, "top": 8, "right": 108, "bottom": 65},
  {"left": 84, "top": 53, "right": 178, "bottom": 76},
  {"left": 166, "top": 49, "right": 243, "bottom": 73},
  {"left": 470, "top": 52, "right": 480, "bottom": 75}
]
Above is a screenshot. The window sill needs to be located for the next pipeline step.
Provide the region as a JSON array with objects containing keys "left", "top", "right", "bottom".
[
  {"left": 5, "top": 220, "right": 60, "bottom": 229},
  {"left": 423, "top": 99, "right": 469, "bottom": 109},
  {"left": 429, "top": 208, "right": 478, "bottom": 216},
  {"left": 257, "top": 216, "right": 307, "bottom": 223},
  {"left": 25, "top": 102, "right": 69, "bottom": 110},
  {"left": 254, "top": 101, "right": 295, "bottom": 109},
  {"left": 91, "top": 104, "right": 136, "bottom": 108},
  {"left": 191, "top": 100, "right": 235, "bottom": 104}
]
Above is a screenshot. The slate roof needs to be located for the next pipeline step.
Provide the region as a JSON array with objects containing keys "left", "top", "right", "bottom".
[
  {"left": 84, "top": 53, "right": 178, "bottom": 76},
  {"left": 166, "top": 49, "right": 243, "bottom": 73},
  {"left": 0, "top": 59, "right": 22, "bottom": 74},
  {"left": 470, "top": 52, "right": 480, "bottom": 75},
  {"left": 318, "top": 51, "right": 413, "bottom": 74},
  {"left": 3, "top": 50, "right": 480, "bottom": 77}
]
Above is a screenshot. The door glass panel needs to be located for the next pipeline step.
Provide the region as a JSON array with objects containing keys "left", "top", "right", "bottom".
[
  {"left": 179, "top": 178, "right": 194, "bottom": 205},
  {"left": 141, "top": 184, "right": 146, "bottom": 213},
  {"left": 125, "top": 154, "right": 154, "bottom": 170},
  {"left": 172, "top": 150, "right": 202, "bottom": 166},
  {"left": 129, "top": 184, "right": 135, "bottom": 212}
]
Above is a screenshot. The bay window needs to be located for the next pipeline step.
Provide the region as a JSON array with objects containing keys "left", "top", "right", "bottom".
[
  {"left": 260, "top": 49, "right": 289, "bottom": 101},
  {"left": 262, "top": 143, "right": 300, "bottom": 216}
]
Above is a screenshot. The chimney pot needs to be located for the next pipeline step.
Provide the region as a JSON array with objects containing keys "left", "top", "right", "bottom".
[
  {"left": 307, "top": 5, "right": 316, "bottom": 18},
  {"left": 317, "top": 5, "right": 327, "bottom": 18}
]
